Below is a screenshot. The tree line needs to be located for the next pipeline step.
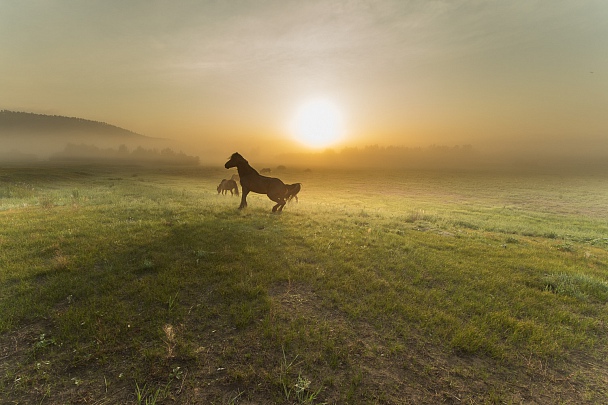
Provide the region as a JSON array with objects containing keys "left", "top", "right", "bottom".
[
  {"left": 50, "top": 144, "right": 199, "bottom": 165},
  {"left": 277, "top": 144, "right": 481, "bottom": 169}
]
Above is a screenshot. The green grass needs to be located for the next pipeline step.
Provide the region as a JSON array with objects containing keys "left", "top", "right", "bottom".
[{"left": 1, "top": 163, "right": 608, "bottom": 404}]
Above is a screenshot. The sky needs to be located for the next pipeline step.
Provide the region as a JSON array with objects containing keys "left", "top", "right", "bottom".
[{"left": 1, "top": 0, "right": 607, "bottom": 162}]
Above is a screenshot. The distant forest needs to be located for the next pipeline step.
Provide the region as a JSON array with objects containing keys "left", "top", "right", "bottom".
[
  {"left": 51, "top": 144, "right": 199, "bottom": 165},
  {"left": 0, "top": 110, "right": 145, "bottom": 138},
  {"left": 277, "top": 144, "right": 482, "bottom": 169}
]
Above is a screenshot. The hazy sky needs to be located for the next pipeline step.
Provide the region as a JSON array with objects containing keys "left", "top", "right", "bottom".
[{"left": 2, "top": 1, "right": 607, "bottom": 160}]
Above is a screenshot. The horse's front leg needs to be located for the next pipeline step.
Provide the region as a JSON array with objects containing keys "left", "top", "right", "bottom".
[{"left": 239, "top": 188, "right": 249, "bottom": 209}]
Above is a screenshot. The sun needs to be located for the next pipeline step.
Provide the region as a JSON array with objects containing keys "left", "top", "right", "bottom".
[{"left": 291, "top": 99, "right": 344, "bottom": 148}]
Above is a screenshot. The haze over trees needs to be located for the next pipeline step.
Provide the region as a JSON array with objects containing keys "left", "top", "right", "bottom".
[
  {"left": 51, "top": 144, "right": 199, "bottom": 165},
  {"left": 277, "top": 144, "right": 480, "bottom": 170},
  {"left": 0, "top": 110, "right": 198, "bottom": 166}
]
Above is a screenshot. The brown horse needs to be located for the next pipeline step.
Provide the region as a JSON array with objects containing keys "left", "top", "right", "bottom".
[
  {"left": 285, "top": 183, "right": 302, "bottom": 202},
  {"left": 217, "top": 179, "right": 239, "bottom": 196},
  {"left": 224, "top": 152, "right": 288, "bottom": 212}
]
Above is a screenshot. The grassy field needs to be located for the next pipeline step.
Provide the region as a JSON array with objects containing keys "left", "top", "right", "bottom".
[{"left": 1, "top": 163, "right": 608, "bottom": 404}]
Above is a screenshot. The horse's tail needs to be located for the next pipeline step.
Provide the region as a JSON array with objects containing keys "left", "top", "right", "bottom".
[
  {"left": 234, "top": 185, "right": 240, "bottom": 196},
  {"left": 286, "top": 183, "right": 301, "bottom": 201}
]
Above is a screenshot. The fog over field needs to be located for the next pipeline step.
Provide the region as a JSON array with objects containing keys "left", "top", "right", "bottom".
[{"left": 2, "top": 110, "right": 607, "bottom": 173}]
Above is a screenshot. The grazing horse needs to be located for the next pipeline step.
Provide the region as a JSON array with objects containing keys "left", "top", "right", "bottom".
[
  {"left": 285, "top": 183, "right": 302, "bottom": 202},
  {"left": 224, "top": 152, "right": 288, "bottom": 212},
  {"left": 217, "top": 179, "right": 239, "bottom": 196}
]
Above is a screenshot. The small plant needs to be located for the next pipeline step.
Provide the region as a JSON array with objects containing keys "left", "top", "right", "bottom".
[
  {"left": 167, "top": 292, "right": 179, "bottom": 312},
  {"left": 294, "top": 373, "right": 324, "bottom": 404},
  {"left": 52, "top": 251, "right": 69, "bottom": 270},
  {"left": 169, "top": 366, "right": 183, "bottom": 381},
  {"left": 278, "top": 347, "right": 324, "bottom": 404},
  {"left": 163, "top": 324, "right": 176, "bottom": 358},
  {"left": 134, "top": 381, "right": 163, "bottom": 405},
  {"left": 405, "top": 209, "right": 429, "bottom": 223},
  {"left": 279, "top": 347, "right": 297, "bottom": 400},
  {"left": 33, "top": 334, "right": 56, "bottom": 351},
  {"left": 555, "top": 242, "right": 576, "bottom": 252},
  {"left": 0, "top": 186, "right": 11, "bottom": 198},
  {"left": 39, "top": 195, "right": 55, "bottom": 209},
  {"left": 505, "top": 236, "right": 519, "bottom": 244},
  {"left": 134, "top": 366, "right": 181, "bottom": 405},
  {"left": 227, "top": 390, "right": 245, "bottom": 404}
]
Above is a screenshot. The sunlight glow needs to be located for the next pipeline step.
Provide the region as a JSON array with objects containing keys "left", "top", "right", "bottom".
[{"left": 291, "top": 99, "right": 344, "bottom": 148}]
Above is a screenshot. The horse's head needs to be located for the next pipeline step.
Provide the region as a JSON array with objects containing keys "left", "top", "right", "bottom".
[{"left": 225, "top": 152, "right": 247, "bottom": 169}]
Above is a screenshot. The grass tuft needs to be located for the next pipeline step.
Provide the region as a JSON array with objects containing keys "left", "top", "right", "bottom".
[{"left": 544, "top": 273, "right": 608, "bottom": 302}]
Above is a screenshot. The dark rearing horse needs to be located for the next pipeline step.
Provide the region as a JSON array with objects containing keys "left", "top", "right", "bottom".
[{"left": 224, "top": 152, "right": 289, "bottom": 212}]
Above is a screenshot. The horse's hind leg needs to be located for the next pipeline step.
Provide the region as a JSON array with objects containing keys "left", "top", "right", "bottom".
[
  {"left": 272, "top": 201, "right": 285, "bottom": 212},
  {"left": 269, "top": 196, "right": 286, "bottom": 213}
]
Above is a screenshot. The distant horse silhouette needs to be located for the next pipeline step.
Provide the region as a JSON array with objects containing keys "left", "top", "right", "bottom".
[
  {"left": 225, "top": 152, "right": 289, "bottom": 212},
  {"left": 285, "top": 183, "right": 302, "bottom": 203},
  {"left": 217, "top": 179, "right": 239, "bottom": 196}
]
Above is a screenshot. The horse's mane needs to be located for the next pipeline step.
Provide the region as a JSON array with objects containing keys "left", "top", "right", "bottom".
[
  {"left": 230, "top": 152, "right": 244, "bottom": 161},
  {"left": 231, "top": 153, "right": 259, "bottom": 176}
]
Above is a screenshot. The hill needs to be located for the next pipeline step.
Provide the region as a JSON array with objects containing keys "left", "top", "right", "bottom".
[
  {"left": 0, "top": 110, "right": 165, "bottom": 161},
  {"left": 0, "top": 110, "right": 148, "bottom": 138}
]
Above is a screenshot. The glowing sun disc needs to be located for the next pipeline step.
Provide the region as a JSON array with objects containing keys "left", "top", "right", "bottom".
[{"left": 292, "top": 99, "right": 344, "bottom": 148}]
